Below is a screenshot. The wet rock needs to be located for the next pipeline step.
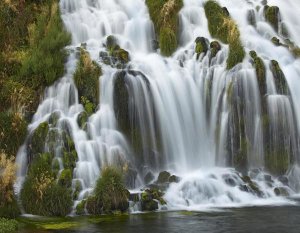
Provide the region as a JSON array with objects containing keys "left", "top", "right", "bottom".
[
  {"left": 106, "top": 35, "right": 118, "bottom": 51},
  {"left": 129, "top": 193, "right": 140, "bottom": 202},
  {"left": 222, "top": 7, "right": 230, "bottom": 16},
  {"left": 144, "top": 171, "right": 155, "bottom": 184},
  {"left": 247, "top": 9, "right": 256, "bottom": 27},
  {"left": 278, "top": 176, "right": 289, "bottom": 186},
  {"left": 270, "top": 60, "right": 289, "bottom": 95},
  {"left": 241, "top": 175, "right": 263, "bottom": 197},
  {"left": 210, "top": 41, "right": 221, "bottom": 58},
  {"left": 77, "top": 111, "right": 88, "bottom": 129},
  {"left": 157, "top": 171, "right": 171, "bottom": 184},
  {"left": 274, "top": 187, "right": 289, "bottom": 196},
  {"left": 141, "top": 188, "right": 166, "bottom": 211},
  {"left": 249, "top": 51, "right": 266, "bottom": 96},
  {"left": 195, "top": 37, "right": 209, "bottom": 59},
  {"left": 48, "top": 111, "right": 61, "bottom": 126},
  {"left": 264, "top": 174, "right": 273, "bottom": 183},
  {"left": 223, "top": 174, "right": 236, "bottom": 187},
  {"left": 151, "top": 40, "right": 159, "bottom": 51},
  {"left": 169, "top": 175, "right": 180, "bottom": 183}
]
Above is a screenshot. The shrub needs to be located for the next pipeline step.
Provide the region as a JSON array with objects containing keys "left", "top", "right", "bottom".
[
  {"left": 0, "top": 112, "right": 27, "bottom": 156},
  {"left": 20, "top": 153, "right": 73, "bottom": 216},
  {"left": 0, "top": 153, "right": 20, "bottom": 218},
  {"left": 204, "top": 0, "right": 245, "bottom": 69},
  {"left": 19, "top": 1, "right": 71, "bottom": 89},
  {"left": 86, "top": 167, "right": 129, "bottom": 214}
]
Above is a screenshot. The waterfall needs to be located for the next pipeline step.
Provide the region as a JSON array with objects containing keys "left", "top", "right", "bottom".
[{"left": 16, "top": 0, "right": 300, "bottom": 211}]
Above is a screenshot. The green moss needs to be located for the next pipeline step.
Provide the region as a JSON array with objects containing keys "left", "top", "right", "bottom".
[
  {"left": 0, "top": 218, "right": 18, "bottom": 233},
  {"left": 146, "top": 0, "right": 183, "bottom": 56},
  {"left": 74, "top": 48, "right": 101, "bottom": 113},
  {"left": 249, "top": 51, "right": 266, "bottom": 96},
  {"left": 204, "top": 0, "right": 245, "bottom": 69},
  {"left": 73, "top": 180, "right": 82, "bottom": 200},
  {"left": 157, "top": 171, "right": 171, "bottom": 184},
  {"left": 270, "top": 60, "right": 289, "bottom": 95},
  {"left": 264, "top": 5, "right": 280, "bottom": 32},
  {"left": 86, "top": 167, "right": 129, "bottom": 215},
  {"left": 77, "top": 111, "right": 88, "bottom": 129}
]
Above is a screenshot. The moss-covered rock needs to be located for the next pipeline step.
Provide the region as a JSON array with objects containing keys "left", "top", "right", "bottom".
[
  {"left": 75, "top": 200, "right": 86, "bottom": 215},
  {"left": 28, "top": 122, "right": 49, "bottom": 163},
  {"left": 141, "top": 188, "right": 166, "bottom": 211},
  {"left": 210, "top": 41, "right": 221, "bottom": 58},
  {"left": 274, "top": 187, "right": 289, "bottom": 196},
  {"left": 249, "top": 51, "right": 266, "bottom": 96},
  {"left": 77, "top": 111, "right": 88, "bottom": 129},
  {"left": 74, "top": 48, "right": 101, "bottom": 114},
  {"left": 73, "top": 180, "right": 82, "bottom": 200},
  {"left": 146, "top": 0, "right": 183, "bottom": 56},
  {"left": 270, "top": 60, "right": 289, "bottom": 95},
  {"left": 157, "top": 171, "right": 171, "bottom": 184},
  {"left": 204, "top": 0, "right": 245, "bottom": 69},
  {"left": 195, "top": 37, "right": 209, "bottom": 59},
  {"left": 264, "top": 5, "right": 280, "bottom": 32},
  {"left": 240, "top": 175, "right": 263, "bottom": 197},
  {"left": 247, "top": 9, "right": 256, "bottom": 27}
]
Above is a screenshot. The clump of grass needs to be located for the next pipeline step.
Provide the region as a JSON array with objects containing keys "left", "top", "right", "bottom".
[
  {"left": 146, "top": 0, "right": 183, "bottom": 56},
  {"left": 204, "top": 0, "right": 245, "bottom": 69},
  {"left": 0, "top": 218, "right": 18, "bottom": 232}
]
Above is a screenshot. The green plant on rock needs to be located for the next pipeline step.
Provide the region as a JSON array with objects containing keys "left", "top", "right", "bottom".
[
  {"left": 204, "top": 0, "right": 245, "bottom": 69},
  {"left": 74, "top": 49, "right": 101, "bottom": 114},
  {"left": 86, "top": 167, "right": 129, "bottom": 214},
  {"left": 146, "top": 0, "right": 183, "bottom": 56},
  {"left": 58, "top": 169, "right": 72, "bottom": 188},
  {"left": 270, "top": 60, "right": 289, "bottom": 95}
]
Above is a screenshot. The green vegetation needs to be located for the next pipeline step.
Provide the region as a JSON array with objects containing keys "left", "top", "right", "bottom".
[
  {"left": 146, "top": 0, "right": 183, "bottom": 56},
  {"left": 0, "top": 218, "right": 18, "bottom": 233},
  {"left": 270, "top": 60, "right": 289, "bottom": 95},
  {"left": 20, "top": 153, "right": 73, "bottom": 216},
  {"left": 86, "top": 167, "right": 129, "bottom": 215},
  {"left": 0, "top": 0, "right": 70, "bottom": 159},
  {"left": 74, "top": 49, "right": 101, "bottom": 114},
  {"left": 0, "top": 153, "right": 20, "bottom": 218},
  {"left": 204, "top": 0, "right": 245, "bottom": 69}
]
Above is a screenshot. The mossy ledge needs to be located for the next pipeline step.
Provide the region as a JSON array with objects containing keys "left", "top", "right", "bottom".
[
  {"left": 74, "top": 48, "right": 102, "bottom": 115},
  {"left": 146, "top": 0, "right": 183, "bottom": 56},
  {"left": 204, "top": 0, "right": 245, "bottom": 69}
]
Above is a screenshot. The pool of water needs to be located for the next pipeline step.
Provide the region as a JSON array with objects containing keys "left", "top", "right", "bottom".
[{"left": 19, "top": 203, "right": 300, "bottom": 233}]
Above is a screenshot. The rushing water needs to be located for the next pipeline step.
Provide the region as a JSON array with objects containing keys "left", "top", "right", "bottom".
[{"left": 16, "top": 0, "right": 300, "bottom": 211}]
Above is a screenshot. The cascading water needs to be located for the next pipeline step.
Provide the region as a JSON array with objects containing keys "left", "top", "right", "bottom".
[{"left": 16, "top": 0, "right": 300, "bottom": 212}]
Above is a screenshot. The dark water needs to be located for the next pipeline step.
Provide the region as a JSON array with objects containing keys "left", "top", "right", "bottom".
[{"left": 19, "top": 205, "right": 300, "bottom": 233}]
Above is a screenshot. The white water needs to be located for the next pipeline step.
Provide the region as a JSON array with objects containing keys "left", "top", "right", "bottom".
[{"left": 16, "top": 0, "right": 300, "bottom": 211}]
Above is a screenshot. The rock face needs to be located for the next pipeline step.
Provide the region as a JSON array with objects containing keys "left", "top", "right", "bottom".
[{"left": 264, "top": 6, "right": 280, "bottom": 32}]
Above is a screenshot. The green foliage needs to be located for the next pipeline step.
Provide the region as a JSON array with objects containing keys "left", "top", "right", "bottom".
[
  {"left": 20, "top": 153, "right": 73, "bottom": 216},
  {"left": 86, "top": 167, "right": 129, "bottom": 215},
  {"left": 0, "top": 112, "right": 27, "bottom": 156},
  {"left": 76, "top": 200, "right": 86, "bottom": 215},
  {"left": 204, "top": 0, "right": 245, "bottom": 69},
  {"left": 146, "top": 0, "right": 183, "bottom": 56},
  {"left": 19, "top": 1, "right": 71, "bottom": 89},
  {"left": 74, "top": 49, "right": 101, "bottom": 113},
  {"left": 28, "top": 122, "right": 49, "bottom": 159},
  {"left": 0, "top": 218, "right": 18, "bottom": 233}
]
